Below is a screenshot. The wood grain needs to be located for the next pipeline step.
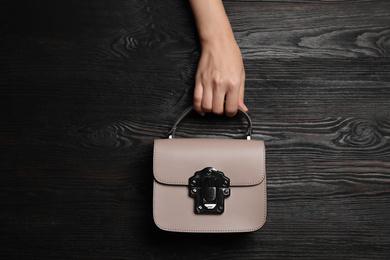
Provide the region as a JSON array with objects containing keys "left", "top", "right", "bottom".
[{"left": 1, "top": 0, "right": 389, "bottom": 259}]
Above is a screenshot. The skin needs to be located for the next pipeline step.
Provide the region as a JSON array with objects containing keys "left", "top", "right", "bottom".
[{"left": 189, "top": 0, "right": 248, "bottom": 117}]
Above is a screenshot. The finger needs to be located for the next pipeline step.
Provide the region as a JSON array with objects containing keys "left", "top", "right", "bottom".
[
  {"left": 201, "top": 82, "right": 213, "bottom": 113},
  {"left": 193, "top": 78, "right": 204, "bottom": 116},
  {"left": 225, "top": 85, "right": 239, "bottom": 117},
  {"left": 212, "top": 89, "right": 225, "bottom": 115},
  {"left": 238, "top": 70, "right": 248, "bottom": 112}
]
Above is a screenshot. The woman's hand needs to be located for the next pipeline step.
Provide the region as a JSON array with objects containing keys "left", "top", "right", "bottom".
[{"left": 190, "top": 0, "right": 247, "bottom": 117}]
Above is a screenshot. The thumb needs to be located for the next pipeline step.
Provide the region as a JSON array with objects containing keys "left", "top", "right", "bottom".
[{"left": 238, "top": 101, "right": 248, "bottom": 112}]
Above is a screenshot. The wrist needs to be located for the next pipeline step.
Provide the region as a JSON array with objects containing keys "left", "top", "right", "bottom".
[{"left": 198, "top": 25, "right": 236, "bottom": 47}]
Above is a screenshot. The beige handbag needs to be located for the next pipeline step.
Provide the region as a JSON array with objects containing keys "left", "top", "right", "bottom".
[{"left": 153, "top": 107, "right": 267, "bottom": 233}]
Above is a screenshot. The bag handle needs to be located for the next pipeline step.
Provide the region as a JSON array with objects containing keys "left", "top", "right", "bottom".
[{"left": 167, "top": 106, "right": 253, "bottom": 140}]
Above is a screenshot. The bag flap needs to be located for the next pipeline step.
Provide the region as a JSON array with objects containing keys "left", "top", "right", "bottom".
[{"left": 153, "top": 138, "right": 265, "bottom": 186}]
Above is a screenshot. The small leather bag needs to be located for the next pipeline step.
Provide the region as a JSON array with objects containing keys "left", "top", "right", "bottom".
[{"left": 153, "top": 107, "right": 267, "bottom": 233}]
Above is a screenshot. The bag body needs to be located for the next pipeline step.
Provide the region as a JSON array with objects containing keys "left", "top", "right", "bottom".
[{"left": 153, "top": 107, "right": 267, "bottom": 233}]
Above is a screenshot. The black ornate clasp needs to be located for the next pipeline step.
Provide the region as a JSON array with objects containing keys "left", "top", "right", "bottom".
[{"left": 189, "top": 167, "right": 230, "bottom": 214}]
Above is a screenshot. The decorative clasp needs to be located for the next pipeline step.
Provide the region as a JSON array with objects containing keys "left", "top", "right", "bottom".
[{"left": 189, "top": 167, "right": 230, "bottom": 214}]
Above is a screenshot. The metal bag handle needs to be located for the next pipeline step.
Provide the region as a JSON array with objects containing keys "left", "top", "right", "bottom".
[{"left": 167, "top": 106, "right": 253, "bottom": 140}]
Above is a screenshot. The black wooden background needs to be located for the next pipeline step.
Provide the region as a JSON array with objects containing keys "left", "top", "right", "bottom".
[{"left": 1, "top": 0, "right": 390, "bottom": 259}]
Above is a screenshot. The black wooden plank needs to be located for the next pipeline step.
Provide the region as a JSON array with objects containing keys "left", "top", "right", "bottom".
[{"left": 1, "top": 0, "right": 389, "bottom": 259}]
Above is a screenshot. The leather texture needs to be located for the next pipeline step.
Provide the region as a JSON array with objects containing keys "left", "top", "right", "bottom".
[{"left": 153, "top": 138, "right": 267, "bottom": 233}]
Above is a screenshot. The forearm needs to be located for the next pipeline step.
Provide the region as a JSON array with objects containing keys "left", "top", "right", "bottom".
[{"left": 189, "top": 0, "right": 235, "bottom": 45}]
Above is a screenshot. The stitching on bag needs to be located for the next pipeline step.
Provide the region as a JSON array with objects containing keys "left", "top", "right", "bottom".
[
  {"left": 153, "top": 142, "right": 184, "bottom": 185},
  {"left": 152, "top": 181, "right": 169, "bottom": 232},
  {"left": 155, "top": 203, "right": 267, "bottom": 232},
  {"left": 157, "top": 227, "right": 261, "bottom": 233},
  {"left": 153, "top": 141, "right": 267, "bottom": 233},
  {"left": 154, "top": 141, "right": 266, "bottom": 186},
  {"left": 153, "top": 182, "right": 268, "bottom": 233},
  {"left": 153, "top": 142, "right": 157, "bottom": 179},
  {"left": 154, "top": 188, "right": 266, "bottom": 234}
]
